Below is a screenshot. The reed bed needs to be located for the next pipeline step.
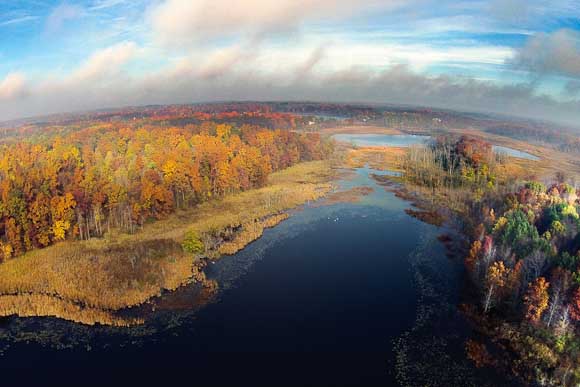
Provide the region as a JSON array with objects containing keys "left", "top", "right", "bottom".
[
  {"left": 0, "top": 161, "right": 335, "bottom": 325},
  {"left": 0, "top": 294, "right": 143, "bottom": 326}
]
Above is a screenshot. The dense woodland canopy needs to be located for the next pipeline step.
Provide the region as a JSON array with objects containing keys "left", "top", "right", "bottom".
[
  {"left": 398, "top": 134, "right": 580, "bottom": 384},
  {"left": 0, "top": 117, "right": 332, "bottom": 261},
  {"left": 464, "top": 180, "right": 580, "bottom": 384}
]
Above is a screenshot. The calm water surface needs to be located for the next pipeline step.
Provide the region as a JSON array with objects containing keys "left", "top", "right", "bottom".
[
  {"left": 0, "top": 167, "right": 516, "bottom": 386},
  {"left": 334, "top": 133, "right": 539, "bottom": 160}
]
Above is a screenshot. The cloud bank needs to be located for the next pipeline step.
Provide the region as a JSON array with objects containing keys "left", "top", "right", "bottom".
[
  {"left": 0, "top": 73, "right": 27, "bottom": 100},
  {"left": 1, "top": 0, "right": 580, "bottom": 127},
  {"left": 1, "top": 42, "right": 579, "bottom": 127},
  {"left": 513, "top": 29, "right": 580, "bottom": 79},
  {"left": 148, "top": 0, "right": 405, "bottom": 46}
]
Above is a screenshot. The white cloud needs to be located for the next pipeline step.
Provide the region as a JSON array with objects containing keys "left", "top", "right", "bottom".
[
  {"left": 0, "top": 43, "right": 138, "bottom": 118},
  {"left": 89, "top": 0, "right": 128, "bottom": 11},
  {"left": 1, "top": 0, "right": 578, "bottom": 127},
  {"left": 2, "top": 47, "right": 580, "bottom": 128},
  {"left": 0, "top": 73, "right": 27, "bottom": 100},
  {"left": 195, "top": 43, "right": 260, "bottom": 80},
  {"left": 71, "top": 41, "right": 139, "bottom": 82},
  {"left": 0, "top": 15, "right": 40, "bottom": 27},
  {"left": 46, "top": 2, "right": 85, "bottom": 33},
  {"left": 512, "top": 29, "right": 580, "bottom": 79},
  {"left": 148, "top": 0, "right": 406, "bottom": 47},
  {"left": 221, "top": 40, "right": 513, "bottom": 74},
  {"left": 294, "top": 46, "right": 327, "bottom": 79}
]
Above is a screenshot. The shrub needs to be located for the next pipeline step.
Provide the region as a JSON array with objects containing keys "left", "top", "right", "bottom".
[
  {"left": 563, "top": 184, "right": 575, "bottom": 195},
  {"left": 556, "top": 252, "right": 578, "bottom": 271},
  {"left": 550, "top": 220, "right": 566, "bottom": 237},
  {"left": 526, "top": 181, "right": 546, "bottom": 195},
  {"left": 182, "top": 231, "right": 205, "bottom": 255}
]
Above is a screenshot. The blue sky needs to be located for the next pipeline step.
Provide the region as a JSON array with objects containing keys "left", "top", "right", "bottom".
[{"left": 1, "top": 0, "right": 580, "bottom": 125}]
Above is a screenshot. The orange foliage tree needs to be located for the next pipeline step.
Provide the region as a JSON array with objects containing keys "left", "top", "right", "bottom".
[
  {"left": 570, "top": 288, "right": 580, "bottom": 322},
  {"left": 523, "top": 277, "right": 550, "bottom": 324},
  {"left": 0, "top": 116, "right": 332, "bottom": 259}
]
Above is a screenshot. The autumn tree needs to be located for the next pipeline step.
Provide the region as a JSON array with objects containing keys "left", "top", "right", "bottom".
[
  {"left": 465, "top": 240, "right": 482, "bottom": 273},
  {"left": 0, "top": 114, "right": 332, "bottom": 259},
  {"left": 484, "top": 261, "right": 510, "bottom": 313},
  {"left": 524, "top": 277, "right": 550, "bottom": 324},
  {"left": 569, "top": 288, "right": 580, "bottom": 322}
]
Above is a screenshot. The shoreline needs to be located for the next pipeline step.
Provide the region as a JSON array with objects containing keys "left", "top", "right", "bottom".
[{"left": 0, "top": 160, "right": 336, "bottom": 326}]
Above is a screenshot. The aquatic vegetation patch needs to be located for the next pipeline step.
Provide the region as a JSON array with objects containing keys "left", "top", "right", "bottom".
[
  {"left": 345, "top": 146, "right": 406, "bottom": 171},
  {"left": 314, "top": 186, "right": 374, "bottom": 206},
  {"left": 0, "top": 294, "right": 143, "bottom": 327}
]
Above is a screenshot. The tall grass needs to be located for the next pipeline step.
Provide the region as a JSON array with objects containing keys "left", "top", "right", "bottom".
[
  {"left": 0, "top": 160, "right": 335, "bottom": 325},
  {"left": 0, "top": 294, "right": 143, "bottom": 326},
  {"left": 218, "top": 214, "right": 290, "bottom": 256}
]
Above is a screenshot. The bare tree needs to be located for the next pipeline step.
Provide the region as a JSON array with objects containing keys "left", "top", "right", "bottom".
[
  {"left": 523, "top": 250, "right": 547, "bottom": 283},
  {"left": 555, "top": 306, "right": 571, "bottom": 337},
  {"left": 545, "top": 286, "right": 561, "bottom": 328}
]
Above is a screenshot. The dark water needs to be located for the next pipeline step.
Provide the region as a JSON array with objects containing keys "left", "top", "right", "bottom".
[
  {"left": 0, "top": 167, "right": 516, "bottom": 386},
  {"left": 334, "top": 133, "right": 539, "bottom": 160}
]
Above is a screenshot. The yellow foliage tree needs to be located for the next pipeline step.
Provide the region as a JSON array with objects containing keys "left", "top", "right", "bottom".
[
  {"left": 484, "top": 261, "right": 510, "bottom": 313},
  {"left": 524, "top": 277, "right": 550, "bottom": 324}
]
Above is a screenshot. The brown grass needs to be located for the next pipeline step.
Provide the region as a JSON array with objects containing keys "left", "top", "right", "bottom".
[
  {"left": 345, "top": 146, "right": 406, "bottom": 171},
  {"left": 328, "top": 124, "right": 580, "bottom": 181},
  {"left": 0, "top": 294, "right": 143, "bottom": 326},
  {"left": 0, "top": 239, "right": 194, "bottom": 311},
  {"left": 445, "top": 127, "right": 580, "bottom": 180},
  {"left": 219, "top": 214, "right": 290, "bottom": 255},
  {"left": 316, "top": 186, "right": 375, "bottom": 206},
  {"left": 321, "top": 125, "right": 402, "bottom": 135},
  {"left": 0, "top": 160, "right": 335, "bottom": 325}
]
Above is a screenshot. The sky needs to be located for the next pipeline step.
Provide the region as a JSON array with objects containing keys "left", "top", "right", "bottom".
[{"left": 1, "top": 0, "right": 580, "bottom": 126}]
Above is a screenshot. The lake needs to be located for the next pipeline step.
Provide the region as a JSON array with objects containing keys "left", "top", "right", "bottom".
[
  {"left": 0, "top": 167, "right": 516, "bottom": 386},
  {"left": 333, "top": 133, "right": 540, "bottom": 160}
]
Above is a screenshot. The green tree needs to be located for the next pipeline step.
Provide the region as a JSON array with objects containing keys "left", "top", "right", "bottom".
[
  {"left": 525, "top": 181, "right": 546, "bottom": 195},
  {"left": 182, "top": 230, "right": 204, "bottom": 255},
  {"left": 497, "top": 209, "right": 540, "bottom": 257}
]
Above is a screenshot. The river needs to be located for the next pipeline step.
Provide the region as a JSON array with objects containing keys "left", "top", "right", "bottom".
[{"left": 0, "top": 166, "right": 516, "bottom": 386}]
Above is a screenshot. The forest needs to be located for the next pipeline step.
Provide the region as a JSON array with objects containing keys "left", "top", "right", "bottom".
[
  {"left": 464, "top": 180, "right": 580, "bottom": 385},
  {"left": 396, "top": 135, "right": 580, "bottom": 385},
  {"left": 0, "top": 115, "right": 332, "bottom": 262}
]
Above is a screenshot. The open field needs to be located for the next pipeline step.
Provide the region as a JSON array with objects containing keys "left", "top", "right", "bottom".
[{"left": 0, "top": 160, "right": 335, "bottom": 325}]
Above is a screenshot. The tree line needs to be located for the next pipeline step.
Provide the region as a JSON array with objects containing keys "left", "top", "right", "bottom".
[
  {"left": 0, "top": 120, "right": 332, "bottom": 261},
  {"left": 397, "top": 135, "right": 579, "bottom": 384}
]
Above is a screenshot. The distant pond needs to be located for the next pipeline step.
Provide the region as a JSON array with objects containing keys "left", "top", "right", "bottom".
[{"left": 333, "top": 133, "right": 540, "bottom": 161}]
